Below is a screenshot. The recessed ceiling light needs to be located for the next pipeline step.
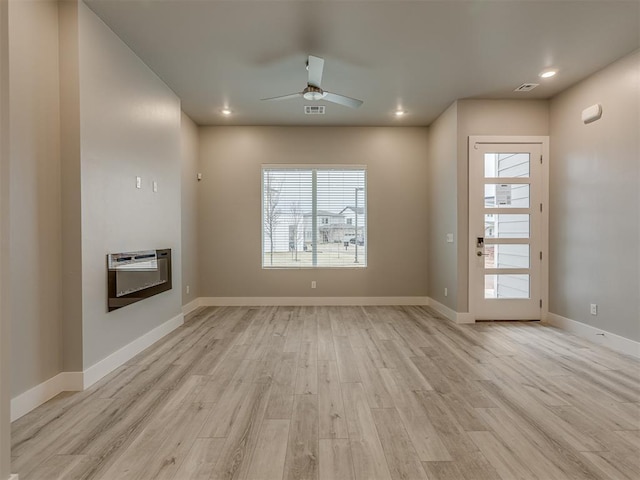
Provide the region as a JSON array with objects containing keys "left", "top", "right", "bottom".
[
  {"left": 539, "top": 69, "right": 558, "bottom": 79},
  {"left": 221, "top": 108, "right": 232, "bottom": 115},
  {"left": 395, "top": 110, "right": 405, "bottom": 117}
]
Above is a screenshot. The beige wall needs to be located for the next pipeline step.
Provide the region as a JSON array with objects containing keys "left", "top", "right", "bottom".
[
  {"left": 181, "top": 112, "right": 200, "bottom": 305},
  {"left": 59, "top": 0, "right": 83, "bottom": 373},
  {"left": 455, "top": 99, "right": 549, "bottom": 311},
  {"left": 549, "top": 51, "right": 639, "bottom": 341},
  {"left": 78, "top": 1, "right": 183, "bottom": 368},
  {"left": 198, "top": 126, "right": 429, "bottom": 298},
  {"left": 8, "top": 0, "right": 63, "bottom": 397},
  {"left": 427, "top": 102, "right": 458, "bottom": 310},
  {"left": 0, "top": 0, "right": 10, "bottom": 473}
]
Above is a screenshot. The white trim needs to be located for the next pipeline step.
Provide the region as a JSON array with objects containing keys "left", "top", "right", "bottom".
[
  {"left": 182, "top": 298, "right": 202, "bottom": 316},
  {"left": 428, "top": 297, "right": 475, "bottom": 324},
  {"left": 200, "top": 296, "right": 429, "bottom": 307},
  {"left": 83, "top": 313, "right": 184, "bottom": 389},
  {"left": 545, "top": 312, "right": 640, "bottom": 359},
  {"left": 10, "top": 313, "right": 184, "bottom": 422},
  {"left": 10, "top": 372, "right": 82, "bottom": 422}
]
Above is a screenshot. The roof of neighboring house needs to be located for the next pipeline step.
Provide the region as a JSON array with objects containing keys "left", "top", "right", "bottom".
[
  {"left": 303, "top": 210, "right": 344, "bottom": 217},
  {"left": 339, "top": 206, "right": 365, "bottom": 215}
]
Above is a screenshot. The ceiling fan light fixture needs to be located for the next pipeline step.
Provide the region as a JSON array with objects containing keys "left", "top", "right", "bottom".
[
  {"left": 302, "top": 85, "right": 326, "bottom": 101},
  {"left": 303, "top": 91, "right": 325, "bottom": 101}
]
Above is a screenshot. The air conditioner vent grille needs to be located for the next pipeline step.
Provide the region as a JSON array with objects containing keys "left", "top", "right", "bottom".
[
  {"left": 515, "top": 83, "right": 539, "bottom": 92},
  {"left": 304, "top": 105, "right": 325, "bottom": 114}
]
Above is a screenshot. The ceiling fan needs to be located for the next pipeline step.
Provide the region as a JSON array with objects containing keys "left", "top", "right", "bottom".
[{"left": 262, "top": 55, "right": 363, "bottom": 108}]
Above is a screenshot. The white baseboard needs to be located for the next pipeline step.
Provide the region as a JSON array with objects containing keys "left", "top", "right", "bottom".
[
  {"left": 83, "top": 313, "right": 184, "bottom": 389},
  {"left": 10, "top": 371, "right": 82, "bottom": 422},
  {"left": 545, "top": 312, "right": 640, "bottom": 359},
  {"left": 182, "top": 298, "right": 202, "bottom": 316},
  {"left": 200, "top": 296, "right": 429, "bottom": 307},
  {"left": 427, "top": 297, "right": 475, "bottom": 324},
  {"left": 11, "top": 312, "right": 184, "bottom": 422}
]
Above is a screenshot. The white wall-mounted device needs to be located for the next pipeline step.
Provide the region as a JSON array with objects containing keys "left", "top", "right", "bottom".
[{"left": 582, "top": 104, "right": 602, "bottom": 124}]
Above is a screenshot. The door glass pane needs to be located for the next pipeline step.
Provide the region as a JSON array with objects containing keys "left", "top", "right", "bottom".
[
  {"left": 485, "top": 184, "right": 530, "bottom": 208},
  {"left": 485, "top": 214, "right": 529, "bottom": 239},
  {"left": 483, "top": 244, "right": 530, "bottom": 269},
  {"left": 484, "top": 153, "right": 530, "bottom": 178},
  {"left": 485, "top": 274, "right": 530, "bottom": 299}
]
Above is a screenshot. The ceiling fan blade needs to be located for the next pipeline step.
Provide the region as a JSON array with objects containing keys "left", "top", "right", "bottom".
[
  {"left": 307, "top": 55, "right": 324, "bottom": 88},
  {"left": 323, "top": 92, "right": 363, "bottom": 108},
  {"left": 261, "top": 92, "right": 303, "bottom": 102}
]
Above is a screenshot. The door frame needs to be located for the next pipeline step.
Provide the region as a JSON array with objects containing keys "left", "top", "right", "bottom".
[{"left": 468, "top": 136, "right": 549, "bottom": 321}]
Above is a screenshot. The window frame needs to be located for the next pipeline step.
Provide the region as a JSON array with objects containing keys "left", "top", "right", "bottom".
[{"left": 261, "top": 164, "right": 367, "bottom": 269}]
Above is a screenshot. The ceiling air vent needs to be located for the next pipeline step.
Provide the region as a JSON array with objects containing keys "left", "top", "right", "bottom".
[
  {"left": 304, "top": 105, "right": 325, "bottom": 115},
  {"left": 514, "top": 83, "right": 539, "bottom": 92}
]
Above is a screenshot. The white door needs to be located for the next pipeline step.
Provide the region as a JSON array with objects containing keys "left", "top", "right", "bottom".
[{"left": 469, "top": 137, "right": 548, "bottom": 320}]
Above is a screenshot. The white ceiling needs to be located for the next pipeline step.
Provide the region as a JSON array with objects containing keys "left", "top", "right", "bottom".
[{"left": 84, "top": 0, "right": 639, "bottom": 126}]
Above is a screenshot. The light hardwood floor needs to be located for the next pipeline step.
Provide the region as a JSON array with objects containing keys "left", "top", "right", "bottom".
[{"left": 11, "top": 306, "right": 640, "bottom": 480}]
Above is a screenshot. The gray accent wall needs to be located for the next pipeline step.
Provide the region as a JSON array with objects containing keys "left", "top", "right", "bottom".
[
  {"left": 78, "top": 2, "right": 183, "bottom": 368},
  {"left": 198, "top": 126, "right": 429, "bottom": 298},
  {"left": 181, "top": 112, "right": 200, "bottom": 306},
  {"left": 549, "top": 51, "right": 640, "bottom": 341},
  {"left": 427, "top": 103, "right": 458, "bottom": 310},
  {"left": 8, "top": 0, "right": 63, "bottom": 397}
]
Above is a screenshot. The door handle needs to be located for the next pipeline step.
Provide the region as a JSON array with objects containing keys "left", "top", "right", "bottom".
[{"left": 476, "top": 251, "right": 489, "bottom": 257}]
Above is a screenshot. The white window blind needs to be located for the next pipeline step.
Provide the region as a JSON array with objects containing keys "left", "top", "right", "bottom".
[{"left": 262, "top": 166, "right": 367, "bottom": 268}]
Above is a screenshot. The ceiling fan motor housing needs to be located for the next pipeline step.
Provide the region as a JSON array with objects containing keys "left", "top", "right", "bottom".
[{"left": 303, "top": 85, "right": 326, "bottom": 101}]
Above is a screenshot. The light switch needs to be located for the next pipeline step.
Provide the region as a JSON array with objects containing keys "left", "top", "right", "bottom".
[
  {"left": 153, "top": 181, "right": 158, "bottom": 193},
  {"left": 446, "top": 233, "right": 454, "bottom": 243}
]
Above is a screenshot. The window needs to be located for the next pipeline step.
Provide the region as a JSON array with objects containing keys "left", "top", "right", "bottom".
[{"left": 262, "top": 166, "right": 367, "bottom": 268}]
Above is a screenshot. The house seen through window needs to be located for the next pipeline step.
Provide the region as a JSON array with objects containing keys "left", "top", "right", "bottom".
[{"left": 262, "top": 166, "right": 367, "bottom": 268}]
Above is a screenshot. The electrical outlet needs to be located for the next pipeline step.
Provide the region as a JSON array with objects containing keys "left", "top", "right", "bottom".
[
  {"left": 186, "top": 285, "right": 190, "bottom": 294},
  {"left": 311, "top": 281, "right": 316, "bottom": 289},
  {"left": 444, "top": 287, "right": 448, "bottom": 297},
  {"left": 590, "top": 303, "right": 597, "bottom": 315}
]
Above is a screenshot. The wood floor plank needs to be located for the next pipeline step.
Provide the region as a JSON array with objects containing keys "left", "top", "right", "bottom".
[
  {"left": 468, "top": 430, "right": 538, "bottom": 480},
  {"left": 352, "top": 347, "right": 394, "bottom": 409},
  {"left": 265, "top": 351, "right": 298, "bottom": 419},
  {"left": 317, "top": 360, "right": 348, "bottom": 439},
  {"left": 211, "top": 382, "right": 272, "bottom": 480},
  {"left": 317, "top": 308, "right": 337, "bottom": 361},
  {"left": 22, "top": 454, "right": 90, "bottom": 480},
  {"left": 283, "top": 394, "right": 319, "bottom": 480},
  {"left": 295, "top": 341, "right": 318, "bottom": 395},
  {"left": 421, "top": 461, "right": 464, "bottom": 480},
  {"left": 246, "top": 419, "right": 290, "bottom": 480},
  {"left": 341, "top": 382, "right": 392, "bottom": 480},
  {"left": 98, "top": 399, "right": 212, "bottom": 480},
  {"left": 171, "top": 438, "right": 226, "bottom": 480},
  {"left": 318, "top": 439, "right": 355, "bottom": 480},
  {"left": 371, "top": 408, "right": 428, "bottom": 480},
  {"left": 333, "top": 336, "right": 361, "bottom": 383}
]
